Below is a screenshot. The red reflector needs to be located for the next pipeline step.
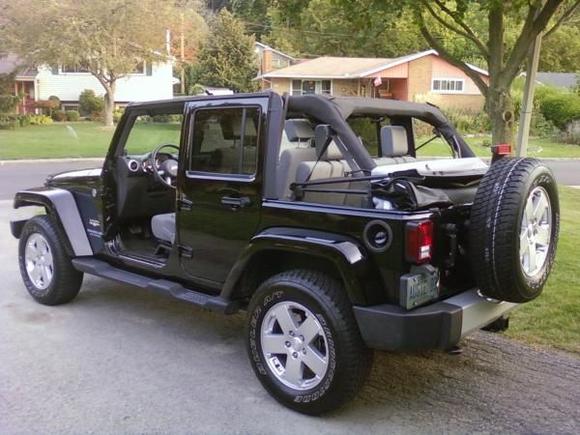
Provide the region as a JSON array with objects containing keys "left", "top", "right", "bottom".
[
  {"left": 492, "top": 143, "right": 512, "bottom": 156},
  {"left": 406, "top": 221, "right": 434, "bottom": 264}
]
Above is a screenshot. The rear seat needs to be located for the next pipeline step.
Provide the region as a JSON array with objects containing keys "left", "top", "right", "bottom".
[
  {"left": 276, "top": 120, "right": 317, "bottom": 199},
  {"left": 295, "top": 141, "right": 368, "bottom": 207},
  {"left": 374, "top": 125, "right": 416, "bottom": 166}
]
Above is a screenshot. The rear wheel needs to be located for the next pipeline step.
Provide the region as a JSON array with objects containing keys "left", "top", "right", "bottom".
[
  {"left": 18, "top": 215, "right": 83, "bottom": 305},
  {"left": 246, "top": 269, "right": 372, "bottom": 415}
]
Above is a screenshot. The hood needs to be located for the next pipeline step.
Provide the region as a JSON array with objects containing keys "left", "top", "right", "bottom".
[{"left": 46, "top": 168, "right": 102, "bottom": 184}]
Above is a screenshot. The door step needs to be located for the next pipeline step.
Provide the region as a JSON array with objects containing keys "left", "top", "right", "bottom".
[{"left": 71, "top": 258, "right": 239, "bottom": 314}]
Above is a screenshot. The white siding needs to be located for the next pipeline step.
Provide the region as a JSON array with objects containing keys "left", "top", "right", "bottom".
[{"left": 35, "top": 62, "right": 173, "bottom": 102}]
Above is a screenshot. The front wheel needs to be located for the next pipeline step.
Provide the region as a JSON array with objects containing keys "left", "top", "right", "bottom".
[
  {"left": 18, "top": 215, "right": 83, "bottom": 305},
  {"left": 246, "top": 270, "right": 372, "bottom": 415}
]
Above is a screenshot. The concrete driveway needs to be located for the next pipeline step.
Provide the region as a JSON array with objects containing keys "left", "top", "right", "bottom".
[{"left": 0, "top": 201, "right": 579, "bottom": 433}]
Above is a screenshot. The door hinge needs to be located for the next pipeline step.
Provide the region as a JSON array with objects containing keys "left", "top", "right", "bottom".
[
  {"left": 177, "top": 198, "right": 193, "bottom": 211},
  {"left": 178, "top": 245, "right": 194, "bottom": 258}
]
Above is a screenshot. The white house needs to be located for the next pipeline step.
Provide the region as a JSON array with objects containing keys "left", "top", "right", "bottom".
[{"left": 2, "top": 55, "right": 174, "bottom": 113}]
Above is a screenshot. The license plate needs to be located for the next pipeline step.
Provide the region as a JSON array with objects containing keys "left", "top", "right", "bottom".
[{"left": 400, "top": 265, "right": 439, "bottom": 310}]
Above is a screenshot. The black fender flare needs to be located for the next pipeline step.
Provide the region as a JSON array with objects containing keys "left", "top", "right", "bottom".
[
  {"left": 13, "top": 188, "right": 93, "bottom": 256},
  {"left": 221, "top": 227, "right": 377, "bottom": 305}
]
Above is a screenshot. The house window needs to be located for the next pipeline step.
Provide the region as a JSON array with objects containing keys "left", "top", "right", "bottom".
[
  {"left": 291, "top": 79, "right": 332, "bottom": 96},
  {"left": 130, "top": 61, "right": 146, "bottom": 74},
  {"left": 432, "top": 79, "right": 464, "bottom": 93},
  {"left": 61, "top": 64, "right": 90, "bottom": 73},
  {"left": 189, "top": 107, "right": 260, "bottom": 176}
]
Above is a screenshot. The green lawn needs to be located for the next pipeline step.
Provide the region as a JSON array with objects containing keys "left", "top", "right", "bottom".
[
  {"left": 504, "top": 186, "right": 580, "bottom": 354},
  {"left": 0, "top": 121, "right": 181, "bottom": 159},
  {"left": 416, "top": 135, "right": 580, "bottom": 159},
  {"left": 1, "top": 121, "right": 580, "bottom": 159}
]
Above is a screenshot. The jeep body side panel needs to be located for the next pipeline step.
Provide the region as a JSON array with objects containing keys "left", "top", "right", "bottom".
[
  {"left": 221, "top": 226, "right": 371, "bottom": 305},
  {"left": 13, "top": 187, "right": 93, "bottom": 256},
  {"left": 258, "top": 199, "right": 434, "bottom": 305}
]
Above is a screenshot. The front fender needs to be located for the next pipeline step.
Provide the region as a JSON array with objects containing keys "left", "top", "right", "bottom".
[
  {"left": 222, "top": 227, "right": 378, "bottom": 305},
  {"left": 13, "top": 187, "right": 93, "bottom": 256}
]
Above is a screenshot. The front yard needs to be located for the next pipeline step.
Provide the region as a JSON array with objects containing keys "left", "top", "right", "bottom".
[
  {"left": 505, "top": 186, "right": 580, "bottom": 353},
  {"left": 1, "top": 121, "right": 580, "bottom": 159}
]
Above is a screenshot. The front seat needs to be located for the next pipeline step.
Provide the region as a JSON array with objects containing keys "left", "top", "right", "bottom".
[{"left": 151, "top": 213, "right": 176, "bottom": 244}]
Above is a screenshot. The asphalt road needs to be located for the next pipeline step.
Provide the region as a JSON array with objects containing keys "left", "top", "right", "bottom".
[
  {"left": 1, "top": 201, "right": 579, "bottom": 433},
  {"left": 0, "top": 158, "right": 580, "bottom": 200}
]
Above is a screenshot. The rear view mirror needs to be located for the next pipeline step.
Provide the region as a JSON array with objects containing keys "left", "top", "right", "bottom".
[{"left": 314, "top": 124, "right": 333, "bottom": 151}]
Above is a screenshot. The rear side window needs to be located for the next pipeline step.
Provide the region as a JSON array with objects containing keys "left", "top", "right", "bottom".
[{"left": 189, "top": 107, "right": 260, "bottom": 175}]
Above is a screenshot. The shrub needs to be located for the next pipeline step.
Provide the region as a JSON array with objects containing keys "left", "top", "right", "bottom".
[
  {"left": 90, "top": 111, "right": 104, "bottom": 122},
  {"left": 0, "top": 113, "right": 20, "bottom": 129},
  {"left": 65, "top": 110, "right": 80, "bottom": 121},
  {"left": 151, "top": 113, "right": 182, "bottom": 123},
  {"left": 79, "top": 89, "right": 104, "bottom": 116},
  {"left": 52, "top": 110, "right": 67, "bottom": 122},
  {"left": 0, "top": 95, "right": 20, "bottom": 112},
  {"left": 48, "top": 95, "right": 61, "bottom": 111},
  {"left": 28, "top": 114, "right": 53, "bottom": 125},
  {"left": 561, "top": 119, "right": 580, "bottom": 145},
  {"left": 538, "top": 92, "right": 580, "bottom": 130},
  {"left": 534, "top": 85, "right": 580, "bottom": 130},
  {"left": 441, "top": 108, "right": 490, "bottom": 135},
  {"left": 113, "top": 108, "right": 125, "bottom": 123}
]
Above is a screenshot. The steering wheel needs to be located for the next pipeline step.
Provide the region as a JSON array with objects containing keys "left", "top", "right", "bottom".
[{"left": 150, "top": 143, "right": 179, "bottom": 189}]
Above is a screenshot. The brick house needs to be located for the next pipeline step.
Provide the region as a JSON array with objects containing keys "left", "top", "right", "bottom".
[{"left": 259, "top": 50, "right": 488, "bottom": 111}]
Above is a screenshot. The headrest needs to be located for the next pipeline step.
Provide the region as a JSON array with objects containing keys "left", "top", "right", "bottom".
[
  {"left": 316, "top": 139, "right": 343, "bottom": 160},
  {"left": 285, "top": 119, "right": 314, "bottom": 142},
  {"left": 380, "top": 125, "right": 409, "bottom": 157}
]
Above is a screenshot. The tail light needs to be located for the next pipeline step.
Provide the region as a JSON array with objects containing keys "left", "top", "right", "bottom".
[
  {"left": 491, "top": 143, "right": 512, "bottom": 163},
  {"left": 406, "top": 221, "right": 434, "bottom": 264}
]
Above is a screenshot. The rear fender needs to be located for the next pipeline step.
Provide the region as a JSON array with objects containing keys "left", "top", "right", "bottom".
[
  {"left": 13, "top": 188, "right": 93, "bottom": 256},
  {"left": 221, "top": 227, "right": 376, "bottom": 305}
]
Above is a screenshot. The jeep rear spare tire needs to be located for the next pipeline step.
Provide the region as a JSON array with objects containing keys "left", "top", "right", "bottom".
[{"left": 470, "top": 158, "right": 559, "bottom": 303}]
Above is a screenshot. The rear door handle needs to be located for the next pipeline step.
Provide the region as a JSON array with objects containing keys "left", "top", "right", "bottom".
[{"left": 221, "top": 196, "right": 251, "bottom": 209}]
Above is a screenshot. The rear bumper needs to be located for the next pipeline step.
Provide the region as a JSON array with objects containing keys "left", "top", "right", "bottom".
[{"left": 353, "top": 289, "right": 518, "bottom": 351}]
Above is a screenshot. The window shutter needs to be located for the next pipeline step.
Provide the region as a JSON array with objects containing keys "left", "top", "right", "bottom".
[
  {"left": 146, "top": 62, "right": 153, "bottom": 76},
  {"left": 51, "top": 65, "right": 59, "bottom": 75}
]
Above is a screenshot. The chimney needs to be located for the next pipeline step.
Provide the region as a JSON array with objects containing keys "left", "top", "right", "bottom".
[{"left": 262, "top": 48, "right": 273, "bottom": 74}]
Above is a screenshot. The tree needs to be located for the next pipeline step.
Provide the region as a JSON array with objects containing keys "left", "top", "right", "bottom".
[
  {"left": 0, "top": 0, "right": 177, "bottom": 126},
  {"left": 539, "top": 22, "right": 580, "bottom": 72},
  {"left": 410, "top": 0, "right": 580, "bottom": 145},
  {"left": 192, "top": 9, "right": 258, "bottom": 92},
  {"left": 265, "top": 0, "right": 425, "bottom": 58}
]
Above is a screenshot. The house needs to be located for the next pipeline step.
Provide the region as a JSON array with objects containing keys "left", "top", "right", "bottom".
[
  {"left": 255, "top": 41, "right": 296, "bottom": 76},
  {"left": 259, "top": 49, "right": 489, "bottom": 111},
  {"left": 536, "top": 72, "right": 578, "bottom": 90},
  {"left": 0, "top": 54, "right": 174, "bottom": 113}
]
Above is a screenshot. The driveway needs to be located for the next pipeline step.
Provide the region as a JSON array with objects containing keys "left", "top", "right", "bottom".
[
  {"left": 0, "top": 201, "right": 579, "bottom": 433},
  {"left": 1, "top": 158, "right": 580, "bottom": 200}
]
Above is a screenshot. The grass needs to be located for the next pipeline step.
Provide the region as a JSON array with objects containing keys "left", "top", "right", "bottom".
[
  {"left": 504, "top": 186, "right": 580, "bottom": 354},
  {"left": 416, "top": 135, "right": 580, "bottom": 159},
  {"left": 1, "top": 121, "right": 580, "bottom": 159},
  {"left": 0, "top": 121, "right": 181, "bottom": 159}
]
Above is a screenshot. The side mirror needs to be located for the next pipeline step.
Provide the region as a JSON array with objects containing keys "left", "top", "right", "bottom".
[{"left": 314, "top": 124, "right": 333, "bottom": 152}]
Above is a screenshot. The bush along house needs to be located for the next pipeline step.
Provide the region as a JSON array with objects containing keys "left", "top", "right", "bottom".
[{"left": 259, "top": 49, "right": 489, "bottom": 111}]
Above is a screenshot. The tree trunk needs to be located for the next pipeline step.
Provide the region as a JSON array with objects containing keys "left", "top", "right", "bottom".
[
  {"left": 103, "top": 82, "right": 116, "bottom": 127},
  {"left": 486, "top": 87, "right": 515, "bottom": 146}
]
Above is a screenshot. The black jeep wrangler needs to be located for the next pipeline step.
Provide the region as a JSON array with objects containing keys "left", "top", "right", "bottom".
[{"left": 11, "top": 92, "right": 559, "bottom": 415}]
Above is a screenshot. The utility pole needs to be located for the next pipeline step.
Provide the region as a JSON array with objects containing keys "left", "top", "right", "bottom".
[{"left": 516, "top": 24, "right": 543, "bottom": 156}]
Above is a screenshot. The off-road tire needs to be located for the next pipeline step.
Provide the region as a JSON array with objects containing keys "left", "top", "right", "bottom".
[
  {"left": 246, "top": 269, "right": 372, "bottom": 415},
  {"left": 469, "top": 158, "right": 559, "bottom": 303},
  {"left": 18, "top": 215, "right": 83, "bottom": 305}
]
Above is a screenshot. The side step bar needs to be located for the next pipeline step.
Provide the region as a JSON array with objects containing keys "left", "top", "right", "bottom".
[{"left": 71, "top": 258, "right": 239, "bottom": 314}]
